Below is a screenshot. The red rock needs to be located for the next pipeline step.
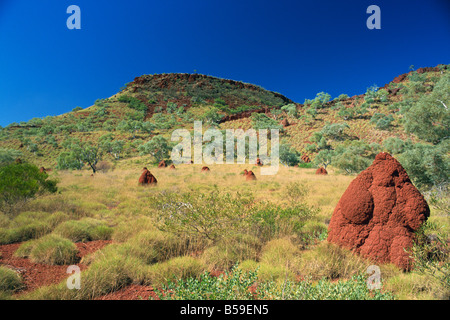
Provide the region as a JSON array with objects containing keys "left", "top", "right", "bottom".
[
  {"left": 201, "top": 166, "right": 210, "bottom": 172},
  {"left": 327, "top": 152, "right": 429, "bottom": 270},
  {"left": 169, "top": 164, "right": 176, "bottom": 170},
  {"left": 316, "top": 167, "right": 328, "bottom": 175},
  {"left": 139, "top": 167, "right": 157, "bottom": 185}
]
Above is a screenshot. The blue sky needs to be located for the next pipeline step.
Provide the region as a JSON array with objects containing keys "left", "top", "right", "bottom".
[{"left": 0, "top": 0, "right": 449, "bottom": 126}]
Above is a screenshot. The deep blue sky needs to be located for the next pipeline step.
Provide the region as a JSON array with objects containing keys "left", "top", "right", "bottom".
[{"left": 0, "top": 0, "right": 449, "bottom": 126}]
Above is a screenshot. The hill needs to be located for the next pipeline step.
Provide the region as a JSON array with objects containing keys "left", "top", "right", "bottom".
[{"left": 0, "top": 65, "right": 448, "bottom": 188}]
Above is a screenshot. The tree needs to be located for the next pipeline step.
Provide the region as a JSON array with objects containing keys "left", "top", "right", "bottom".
[
  {"left": 281, "top": 103, "right": 298, "bottom": 118},
  {"left": 332, "top": 141, "right": 380, "bottom": 174},
  {"left": 0, "top": 148, "right": 23, "bottom": 167},
  {"left": 397, "top": 141, "right": 449, "bottom": 188},
  {"left": 117, "top": 120, "right": 143, "bottom": 138},
  {"left": 371, "top": 113, "right": 394, "bottom": 130},
  {"left": 251, "top": 113, "right": 283, "bottom": 131},
  {"left": 305, "top": 92, "right": 331, "bottom": 109},
  {"left": 320, "top": 123, "right": 350, "bottom": 140},
  {"left": 313, "top": 149, "right": 336, "bottom": 169},
  {"left": 338, "top": 105, "right": 355, "bottom": 120},
  {"left": 202, "top": 107, "right": 223, "bottom": 126},
  {"left": 382, "top": 137, "right": 412, "bottom": 155},
  {"left": 0, "top": 163, "right": 57, "bottom": 214},
  {"left": 404, "top": 73, "right": 450, "bottom": 144},
  {"left": 279, "top": 143, "right": 300, "bottom": 166},
  {"left": 57, "top": 141, "right": 103, "bottom": 174},
  {"left": 138, "top": 136, "right": 171, "bottom": 162}
]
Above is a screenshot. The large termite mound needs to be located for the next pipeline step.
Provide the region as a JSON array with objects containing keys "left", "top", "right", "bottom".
[{"left": 327, "top": 152, "right": 430, "bottom": 270}]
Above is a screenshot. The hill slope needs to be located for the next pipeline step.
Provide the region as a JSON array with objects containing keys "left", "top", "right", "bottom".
[{"left": 0, "top": 65, "right": 448, "bottom": 182}]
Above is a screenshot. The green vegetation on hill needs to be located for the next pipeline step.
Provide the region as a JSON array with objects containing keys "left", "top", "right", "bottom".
[{"left": 0, "top": 66, "right": 448, "bottom": 192}]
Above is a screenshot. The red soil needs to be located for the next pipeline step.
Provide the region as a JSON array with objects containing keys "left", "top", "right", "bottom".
[
  {"left": 0, "top": 240, "right": 112, "bottom": 295},
  {"left": 95, "top": 284, "right": 160, "bottom": 300}
]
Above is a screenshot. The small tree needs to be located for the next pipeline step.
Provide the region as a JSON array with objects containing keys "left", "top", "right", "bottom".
[
  {"left": 279, "top": 143, "right": 300, "bottom": 166},
  {"left": 251, "top": 113, "right": 283, "bottom": 131},
  {"left": 0, "top": 148, "right": 23, "bottom": 167},
  {"left": 139, "top": 136, "right": 171, "bottom": 162},
  {"left": 404, "top": 74, "right": 450, "bottom": 144},
  {"left": 281, "top": 103, "right": 298, "bottom": 118},
  {"left": 57, "top": 141, "right": 103, "bottom": 174},
  {"left": 313, "top": 149, "right": 336, "bottom": 169}
]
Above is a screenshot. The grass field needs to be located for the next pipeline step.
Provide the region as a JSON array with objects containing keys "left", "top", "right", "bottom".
[{"left": 0, "top": 160, "right": 448, "bottom": 300}]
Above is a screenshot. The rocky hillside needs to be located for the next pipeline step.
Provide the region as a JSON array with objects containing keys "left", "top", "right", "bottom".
[{"left": 0, "top": 65, "right": 448, "bottom": 188}]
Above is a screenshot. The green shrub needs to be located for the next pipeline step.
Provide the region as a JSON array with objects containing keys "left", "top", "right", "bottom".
[
  {"left": 156, "top": 265, "right": 395, "bottom": 300},
  {"left": 0, "top": 163, "right": 58, "bottom": 214},
  {"left": 256, "top": 274, "right": 395, "bottom": 300},
  {"left": 156, "top": 264, "right": 257, "bottom": 300},
  {"left": 250, "top": 202, "right": 318, "bottom": 240},
  {"left": 0, "top": 148, "right": 23, "bottom": 167},
  {"left": 125, "top": 230, "right": 188, "bottom": 264},
  {"left": 0, "top": 266, "right": 24, "bottom": 293},
  {"left": 260, "top": 238, "right": 300, "bottom": 267},
  {"left": 201, "top": 234, "right": 261, "bottom": 270},
  {"left": 12, "top": 211, "right": 51, "bottom": 227},
  {"left": 155, "top": 191, "right": 258, "bottom": 242},
  {"left": 112, "top": 217, "right": 156, "bottom": 242},
  {"left": 298, "top": 242, "right": 366, "bottom": 280},
  {"left": 53, "top": 218, "right": 112, "bottom": 242},
  {"left": 15, "top": 234, "right": 79, "bottom": 265},
  {"left": 0, "top": 222, "right": 50, "bottom": 245},
  {"left": 146, "top": 256, "right": 206, "bottom": 287}
]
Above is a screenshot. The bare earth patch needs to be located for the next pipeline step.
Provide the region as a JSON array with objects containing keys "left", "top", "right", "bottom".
[{"left": 0, "top": 240, "right": 112, "bottom": 295}]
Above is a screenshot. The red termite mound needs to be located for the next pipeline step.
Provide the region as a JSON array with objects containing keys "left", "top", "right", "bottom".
[
  {"left": 158, "top": 161, "right": 167, "bottom": 168},
  {"left": 256, "top": 158, "right": 263, "bottom": 166},
  {"left": 138, "top": 168, "right": 157, "bottom": 185},
  {"left": 201, "top": 166, "right": 210, "bottom": 172},
  {"left": 316, "top": 167, "right": 328, "bottom": 175},
  {"left": 301, "top": 155, "right": 311, "bottom": 163},
  {"left": 327, "top": 153, "right": 429, "bottom": 270},
  {"left": 169, "top": 164, "right": 176, "bottom": 170},
  {"left": 245, "top": 170, "right": 257, "bottom": 181}
]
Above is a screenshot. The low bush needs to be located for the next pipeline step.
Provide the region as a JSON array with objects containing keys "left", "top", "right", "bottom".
[
  {"left": 298, "top": 242, "right": 367, "bottom": 280},
  {"left": 201, "top": 234, "right": 261, "bottom": 270},
  {"left": 146, "top": 256, "right": 206, "bottom": 287},
  {"left": 0, "top": 222, "right": 50, "bottom": 245},
  {"left": 15, "top": 234, "right": 79, "bottom": 265},
  {"left": 0, "top": 266, "right": 24, "bottom": 293},
  {"left": 53, "top": 218, "right": 112, "bottom": 242},
  {"left": 156, "top": 265, "right": 395, "bottom": 300},
  {"left": 124, "top": 230, "right": 189, "bottom": 264}
]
